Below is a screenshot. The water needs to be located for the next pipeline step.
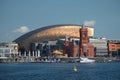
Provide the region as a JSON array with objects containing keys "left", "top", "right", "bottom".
[{"left": 0, "top": 62, "right": 120, "bottom": 80}]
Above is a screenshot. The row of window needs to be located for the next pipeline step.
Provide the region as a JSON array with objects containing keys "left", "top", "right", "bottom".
[{"left": 0, "top": 48, "right": 11, "bottom": 53}]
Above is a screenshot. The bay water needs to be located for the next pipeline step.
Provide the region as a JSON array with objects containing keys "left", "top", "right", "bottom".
[{"left": 0, "top": 62, "right": 120, "bottom": 80}]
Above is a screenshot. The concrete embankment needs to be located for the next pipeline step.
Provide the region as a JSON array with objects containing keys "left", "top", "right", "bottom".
[
  {"left": 94, "top": 57, "right": 120, "bottom": 62},
  {"left": 0, "top": 57, "right": 120, "bottom": 63}
]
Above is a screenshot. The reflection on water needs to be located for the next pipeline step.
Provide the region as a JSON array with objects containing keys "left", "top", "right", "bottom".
[{"left": 0, "top": 62, "right": 120, "bottom": 80}]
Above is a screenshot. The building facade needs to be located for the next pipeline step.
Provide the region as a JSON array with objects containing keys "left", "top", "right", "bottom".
[
  {"left": 0, "top": 42, "right": 18, "bottom": 58},
  {"left": 63, "top": 27, "right": 94, "bottom": 58},
  {"left": 14, "top": 24, "right": 94, "bottom": 50},
  {"left": 90, "top": 38, "right": 108, "bottom": 57},
  {"left": 108, "top": 40, "right": 120, "bottom": 57},
  {"left": 79, "top": 27, "right": 94, "bottom": 58},
  {"left": 63, "top": 37, "right": 78, "bottom": 57}
]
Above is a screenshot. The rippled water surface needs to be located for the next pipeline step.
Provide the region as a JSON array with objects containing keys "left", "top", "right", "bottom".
[{"left": 0, "top": 62, "right": 120, "bottom": 80}]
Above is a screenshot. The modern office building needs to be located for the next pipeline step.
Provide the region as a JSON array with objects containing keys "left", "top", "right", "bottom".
[
  {"left": 89, "top": 38, "right": 108, "bottom": 57},
  {"left": 0, "top": 42, "right": 18, "bottom": 58},
  {"left": 0, "top": 47, "right": 12, "bottom": 58}
]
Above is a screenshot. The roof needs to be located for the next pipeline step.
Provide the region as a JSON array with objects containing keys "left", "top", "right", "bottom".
[{"left": 14, "top": 24, "right": 82, "bottom": 42}]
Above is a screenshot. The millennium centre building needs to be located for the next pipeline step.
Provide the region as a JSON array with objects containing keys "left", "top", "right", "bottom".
[{"left": 14, "top": 24, "right": 94, "bottom": 49}]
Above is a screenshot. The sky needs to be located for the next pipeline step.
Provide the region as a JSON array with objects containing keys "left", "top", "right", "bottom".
[{"left": 0, "top": 0, "right": 120, "bottom": 42}]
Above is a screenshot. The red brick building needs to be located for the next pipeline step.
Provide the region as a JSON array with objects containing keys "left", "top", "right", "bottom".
[
  {"left": 79, "top": 27, "right": 94, "bottom": 58},
  {"left": 108, "top": 41, "right": 120, "bottom": 56},
  {"left": 63, "top": 27, "right": 94, "bottom": 58},
  {"left": 108, "top": 42, "right": 120, "bottom": 51},
  {"left": 63, "top": 38, "right": 78, "bottom": 57}
]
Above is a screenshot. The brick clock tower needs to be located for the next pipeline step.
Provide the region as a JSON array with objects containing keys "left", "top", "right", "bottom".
[{"left": 79, "top": 27, "right": 94, "bottom": 58}]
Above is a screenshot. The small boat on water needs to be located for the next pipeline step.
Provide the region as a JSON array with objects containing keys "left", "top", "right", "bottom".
[{"left": 80, "top": 57, "right": 95, "bottom": 63}]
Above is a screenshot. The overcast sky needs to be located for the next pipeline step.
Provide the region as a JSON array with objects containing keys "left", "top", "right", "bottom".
[{"left": 0, "top": 0, "right": 120, "bottom": 42}]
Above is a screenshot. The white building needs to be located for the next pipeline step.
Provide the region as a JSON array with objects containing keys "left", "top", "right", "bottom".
[
  {"left": 0, "top": 47, "right": 12, "bottom": 58},
  {"left": 89, "top": 38, "right": 108, "bottom": 57},
  {"left": 0, "top": 42, "right": 18, "bottom": 58}
]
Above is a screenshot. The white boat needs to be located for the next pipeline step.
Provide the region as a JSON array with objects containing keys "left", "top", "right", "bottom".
[{"left": 80, "top": 57, "right": 95, "bottom": 63}]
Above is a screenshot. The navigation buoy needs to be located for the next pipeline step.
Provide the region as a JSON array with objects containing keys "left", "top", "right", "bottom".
[{"left": 73, "top": 66, "right": 77, "bottom": 72}]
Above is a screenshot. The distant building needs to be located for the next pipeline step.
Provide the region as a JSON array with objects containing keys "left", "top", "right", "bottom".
[
  {"left": 0, "top": 47, "right": 12, "bottom": 58},
  {"left": 14, "top": 24, "right": 94, "bottom": 50},
  {"left": 90, "top": 38, "right": 108, "bottom": 57},
  {"left": 30, "top": 40, "right": 63, "bottom": 57},
  {"left": 63, "top": 27, "right": 94, "bottom": 58},
  {"left": 0, "top": 42, "right": 18, "bottom": 58},
  {"left": 108, "top": 40, "right": 120, "bottom": 57},
  {"left": 79, "top": 27, "right": 94, "bottom": 58},
  {"left": 63, "top": 37, "right": 78, "bottom": 57}
]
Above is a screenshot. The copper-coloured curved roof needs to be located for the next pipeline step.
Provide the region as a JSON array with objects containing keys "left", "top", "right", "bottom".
[{"left": 14, "top": 24, "right": 93, "bottom": 48}]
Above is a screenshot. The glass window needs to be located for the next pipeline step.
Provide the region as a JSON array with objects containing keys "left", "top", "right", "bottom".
[
  {"left": 4, "top": 49, "right": 10, "bottom": 53},
  {"left": 0, "top": 49, "right": 3, "bottom": 53}
]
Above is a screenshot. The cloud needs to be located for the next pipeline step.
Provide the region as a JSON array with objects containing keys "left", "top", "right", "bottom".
[
  {"left": 84, "top": 20, "right": 96, "bottom": 26},
  {"left": 13, "top": 26, "right": 29, "bottom": 33}
]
